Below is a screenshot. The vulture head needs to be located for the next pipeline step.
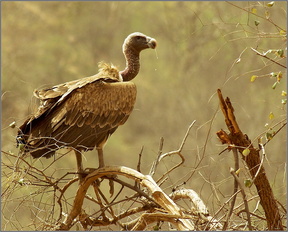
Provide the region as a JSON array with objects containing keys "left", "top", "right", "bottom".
[
  {"left": 123, "top": 32, "right": 157, "bottom": 53},
  {"left": 121, "top": 32, "right": 157, "bottom": 81}
]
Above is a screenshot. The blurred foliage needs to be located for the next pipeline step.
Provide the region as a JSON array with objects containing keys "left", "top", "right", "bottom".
[{"left": 2, "top": 1, "right": 286, "bottom": 230}]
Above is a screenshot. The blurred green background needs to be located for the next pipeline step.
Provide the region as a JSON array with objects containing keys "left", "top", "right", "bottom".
[{"left": 2, "top": 1, "right": 286, "bottom": 230}]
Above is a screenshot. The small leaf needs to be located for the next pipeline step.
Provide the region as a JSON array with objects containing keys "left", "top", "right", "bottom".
[
  {"left": 269, "top": 112, "right": 274, "bottom": 120},
  {"left": 244, "top": 179, "right": 252, "bottom": 187},
  {"left": 251, "top": 8, "right": 257, "bottom": 14},
  {"left": 277, "top": 71, "right": 283, "bottom": 82},
  {"left": 235, "top": 58, "right": 241, "bottom": 64},
  {"left": 9, "top": 121, "right": 16, "bottom": 128},
  {"left": 267, "top": 1, "right": 275, "bottom": 7},
  {"left": 18, "top": 144, "right": 25, "bottom": 152},
  {"left": 266, "top": 132, "right": 273, "bottom": 140},
  {"left": 281, "top": 91, "right": 287, "bottom": 96},
  {"left": 270, "top": 72, "right": 277, "bottom": 77},
  {"left": 153, "top": 225, "right": 160, "bottom": 231},
  {"left": 18, "top": 178, "right": 25, "bottom": 185},
  {"left": 265, "top": 10, "right": 270, "bottom": 19},
  {"left": 281, "top": 99, "right": 287, "bottom": 105},
  {"left": 242, "top": 148, "right": 250, "bottom": 156},
  {"left": 254, "top": 20, "right": 260, "bottom": 26},
  {"left": 279, "top": 30, "right": 286, "bottom": 36},
  {"left": 250, "top": 75, "right": 257, "bottom": 82},
  {"left": 276, "top": 49, "right": 284, "bottom": 58},
  {"left": 235, "top": 168, "right": 241, "bottom": 175},
  {"left": 272, "top": 81, "right": 278, "bottom": 89}
]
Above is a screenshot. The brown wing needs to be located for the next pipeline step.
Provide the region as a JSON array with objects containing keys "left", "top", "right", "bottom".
[
  {"left": 19, "top": 80, "right": 136, "bottom": 158},
  {"left": 54, "top": 80, "right": 136, "bottom": 130},
  {"left": 31, "top": 62, "right": 121, "bottom": 120}
]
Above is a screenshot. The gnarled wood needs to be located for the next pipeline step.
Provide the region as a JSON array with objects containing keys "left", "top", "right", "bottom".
[
  {"left": 216, "top": 89, "right": 284, "bottom": 230},
  {"left": 57, "top": 166, "right": 195, "bottom": 231}
]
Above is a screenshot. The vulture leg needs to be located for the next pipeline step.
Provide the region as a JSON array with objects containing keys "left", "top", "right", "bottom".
[
  {"left": 97, "top": 146, "right": 115, "bottom": 196},
  {"left": 75, "top": 151, "right": 84, "bottom": 183},
  {"left": 97, "top": 147, "right": 105, "bottom": 168}
]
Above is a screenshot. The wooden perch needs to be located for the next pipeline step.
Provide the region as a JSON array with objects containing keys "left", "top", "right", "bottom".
[
  {"left": 216, "top": 89, "right": 284, "bottom": 230},
  {"left": 57, "top": 166, "right": 195, "bottom": 231},
  {"left": 170, "top": 189, "right": 209, "bottom": 215}
]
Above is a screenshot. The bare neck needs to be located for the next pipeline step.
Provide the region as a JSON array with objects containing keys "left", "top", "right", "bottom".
[{"left": 120, "top": 48, "right": 140, "bottom": 82}]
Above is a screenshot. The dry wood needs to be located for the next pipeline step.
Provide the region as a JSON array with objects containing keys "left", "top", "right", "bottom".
[
  {"left": 170, "top": 189, "right": 209, "bottom": 215},
  {"left": 57, "top": 166, "right": 195, "bottom": 231},
  {"left": 216, "top": 89, "right": 284, "bottom": 230}
]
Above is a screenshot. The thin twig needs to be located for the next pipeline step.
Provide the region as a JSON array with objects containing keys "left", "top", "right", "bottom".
[
  {"left": 230, "top": 168, "right": 252, "bottom": 230},
  {"left": 149, "top": 137, "right": 164, "bottom": 176},
  {"left": 156, "top": 120, "right": 196, "bottom": 184},
  {"left": 223, "top": 147, "right": 239, "bottom": 230},
  {"left": 262, "top": 121, "right": 287, "bottom": 147},
  {"left": 137, "top": 146, "right": 144, "bottom": 173},
  {"left": 250, "top": 47, "right": 286, "bottom": 69},
  {"left": 226, "top": 1, "right": 285, "bottom": 31}
]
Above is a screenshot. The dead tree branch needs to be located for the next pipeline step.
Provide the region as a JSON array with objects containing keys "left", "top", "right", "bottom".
[
  {"left": 57, "top": 166, "right": 195, "bottom": 231},
  {"left": 150, "top": 120, "right": 196, "bottom": 183},
  {"left": 216, "top": 89, "right": 284, "bottom": 230}
]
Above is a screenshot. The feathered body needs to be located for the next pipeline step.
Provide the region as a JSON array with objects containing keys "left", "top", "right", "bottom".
[
  {"left": 17, "top": 32, "right": 157, "bottom": 168},
  {"left": 18, "top": 63, "right": 135, "bottom": 158}
]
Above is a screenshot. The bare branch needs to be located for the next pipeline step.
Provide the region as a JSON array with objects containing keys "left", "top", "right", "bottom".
[
  {"left": 230, "top": 168, "right": 252, "bottom": 230},
  {"left": 57, "top": 166, "right": 195, "bottom": 231},
  {"left": 250, "top": 47, "right": 286, "bottom": 68}
]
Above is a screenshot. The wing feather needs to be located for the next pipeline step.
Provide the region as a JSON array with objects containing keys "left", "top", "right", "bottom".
[
  {"left": 18, "top": 63, "right": 136, "bottom": 156},
  {"left": 63, "top": 81, "right": 136, "bottom": 130}
]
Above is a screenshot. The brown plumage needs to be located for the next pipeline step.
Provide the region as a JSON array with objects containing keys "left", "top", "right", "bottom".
[{"left": 17, "top": 32, "right": 157, "bottom": 174}]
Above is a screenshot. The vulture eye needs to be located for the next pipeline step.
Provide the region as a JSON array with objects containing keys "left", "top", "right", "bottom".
[{"left": 136, "top": 36, "right": 142, "bottom": 41}]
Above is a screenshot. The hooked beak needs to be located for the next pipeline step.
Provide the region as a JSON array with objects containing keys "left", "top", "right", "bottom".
[{"left": 147, "top": 38, "right": 157, "bottom": 49}]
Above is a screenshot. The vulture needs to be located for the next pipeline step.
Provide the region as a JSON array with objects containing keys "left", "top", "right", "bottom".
[{"left": 17, "top": 32, "right": 157, "bottom": 178}]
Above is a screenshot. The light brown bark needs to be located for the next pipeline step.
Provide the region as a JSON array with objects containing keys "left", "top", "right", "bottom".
[{"left": 217, "top": 89, "right": 284, "bottom": 230}]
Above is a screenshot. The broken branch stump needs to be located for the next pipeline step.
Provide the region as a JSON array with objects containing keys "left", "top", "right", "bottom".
[{"left": 216, "top": 89, "right": 283, "bottom": 230}]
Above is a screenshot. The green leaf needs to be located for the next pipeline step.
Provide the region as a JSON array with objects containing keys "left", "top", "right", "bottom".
[
  {"left": 282, "top": 91, "right": 287, "bottom": 96},
  {"left": 279, "top": 30, "right": 286, "bottom": 36},
  {"left": 251, "top": 8, "right": 257, "bottom": 14},
  {"left": 18, "top": 144, "right": 25, "bottom": 152},
  {"left": 18, "top": 178, "right": 25, "bottom": 185},
  {"left": 272, "top": 81, "right": 278, "bottom": 89},
  {"left": 235, "top": 168, "right": 241, "bottom": 175},
  {"left": 250, "top": 75, "right": 257, "bottom": 82},
  {"left": 265, "top": 10, "right": 270, "bottom": 19},
  {"left": 267, "top": 1, "right": 275, "bottom": 7},
  {"left": 153, "top": 225, "right": 160, "bottom": 231},
  {"left": 244, "top": 179, "right": 252, "bottom": 187},
  {"left": 242, "top": 148, "right": 250, "bottom": 156},
  {"left": 282, "top": 99, "right": 287, "bottom": 105},
  {"left": 277, "top": 71, "right": 283, "bottom": 82},
  {"left": 266, "top": 132, "right": 274, "bottom": 140},
  {"left": 9, "top": 121, "right": 16, "bottom": 128},
  {"left": 276, "top": 49, "right": 284, "bottom": 58},
  {"left": 269, "top": 112, "right": 274, "bottom": 120},
  {"left": 254, "top": 20, "right": 260, "bottom": 26}
]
